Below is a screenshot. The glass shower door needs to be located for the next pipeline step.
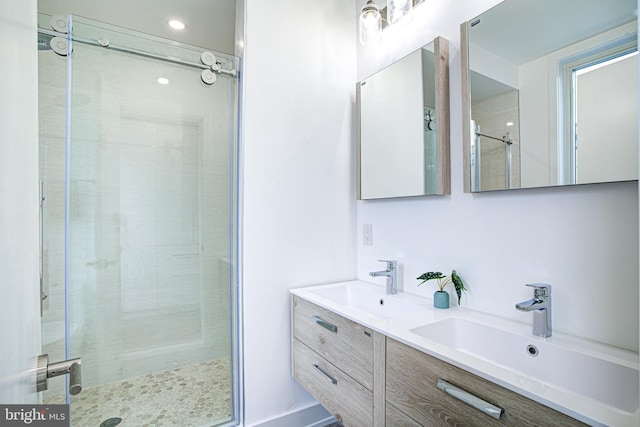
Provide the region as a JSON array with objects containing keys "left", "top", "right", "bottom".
[{"left": 39, "top": 14, "right": 239, "bottom": 427}]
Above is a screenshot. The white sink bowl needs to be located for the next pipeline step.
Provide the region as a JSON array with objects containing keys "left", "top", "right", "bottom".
[
  {"left": 309, "top": 282, "right": 426, "bottom": 320},
  {"left": 410, "top": 317, "right": 639, "bottom": 413}
]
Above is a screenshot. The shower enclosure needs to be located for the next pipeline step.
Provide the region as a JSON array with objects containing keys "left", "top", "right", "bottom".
[
  {"left": 470, "top": 90, "right": 521, "bottom": 192},
  {"left": 37, "top": 14, "right": 239, "bottom": 426}
]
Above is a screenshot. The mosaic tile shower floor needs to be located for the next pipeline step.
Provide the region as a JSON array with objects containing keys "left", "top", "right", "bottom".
[{"left": 45, "top": 359, "right": 231, "bottom": 427}]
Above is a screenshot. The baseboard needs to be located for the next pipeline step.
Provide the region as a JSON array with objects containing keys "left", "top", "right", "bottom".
[{"left": 249, "top": 403, "right": 334, "bottom": 427}]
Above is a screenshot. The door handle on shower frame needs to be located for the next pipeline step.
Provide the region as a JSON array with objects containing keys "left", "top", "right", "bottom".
[
  {"left": 37, "top": 354, "right": 83, "bottom": 395},
  {"left": 39, "top": 180, "right": 45, "bottom": 316}
]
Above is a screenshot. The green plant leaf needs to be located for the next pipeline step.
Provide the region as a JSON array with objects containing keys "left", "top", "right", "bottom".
[
  {"left": 417, "top": 271, "right": 444, "bottom": 285},
  {"left": 451, "top": 270, "right": 467, "bottom": 304}
]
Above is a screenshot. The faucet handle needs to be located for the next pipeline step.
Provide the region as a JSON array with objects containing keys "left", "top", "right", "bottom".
[
  {"left": 526, "top": 283, "right": 551, "bottom": 298},
  {"left": 377, "top": 259, "right": 397, "bottom": 270}
]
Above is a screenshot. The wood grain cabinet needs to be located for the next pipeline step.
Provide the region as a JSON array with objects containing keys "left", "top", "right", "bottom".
[
  {"left": 292, "top": 296, "right": 586, "bottom": 427},
  {"left": 386, "top": 338, "right": 587, "bottom": 427},
  {"left": 292, "top": 296, "right": 385, "bottom": 427}
]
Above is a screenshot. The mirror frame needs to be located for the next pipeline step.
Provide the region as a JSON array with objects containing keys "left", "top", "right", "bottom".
[
  {"left": 357, "top": 36, "right": 450, "bottom": 200},
  {"left": 461, "top": 23, "right": 473, "bottom": 193}
]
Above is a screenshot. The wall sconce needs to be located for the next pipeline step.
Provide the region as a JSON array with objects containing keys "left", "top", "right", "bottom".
[
  {"left": 359, "top": 0, "right": 382, "bottom": 46},
  {"left": 359, "top": 0, "right": 425, "bottom": 46}
]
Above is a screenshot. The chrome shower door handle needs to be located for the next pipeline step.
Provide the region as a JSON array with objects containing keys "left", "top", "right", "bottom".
[{"left": 37, "top": 354, "right": 83, "bottom": 395}]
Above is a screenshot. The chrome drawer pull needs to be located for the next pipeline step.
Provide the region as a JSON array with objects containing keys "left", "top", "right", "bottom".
[
  {"left": 312, "top": 315, "right": 338, "bottom": 333},
  {"left": 437, "top": 379, "right": 504, "bottom": 420},
  {"left": 312, "top": 364, "right": 338, "bottom": 385}
]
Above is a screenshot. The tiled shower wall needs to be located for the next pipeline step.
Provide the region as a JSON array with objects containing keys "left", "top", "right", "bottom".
[{"left": 39, "top": 38, "right": 233, "bottom": 397}]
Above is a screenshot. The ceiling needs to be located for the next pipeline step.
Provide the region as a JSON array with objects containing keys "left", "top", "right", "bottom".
[{"left": 38, "top": 0, "right": 237, "bottom": 54}]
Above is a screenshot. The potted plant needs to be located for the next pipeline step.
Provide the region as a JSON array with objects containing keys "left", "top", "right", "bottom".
[{"left": 417, "top": 270, "right": 467, "bottom": 309}]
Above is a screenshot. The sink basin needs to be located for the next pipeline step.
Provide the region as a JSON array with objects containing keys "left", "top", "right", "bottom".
[
  {"left": 410, "top": 318, "right": 639, "bottom": 413},
  {"left": 309, "top": 283, "right": 426, "bottom": 320}
]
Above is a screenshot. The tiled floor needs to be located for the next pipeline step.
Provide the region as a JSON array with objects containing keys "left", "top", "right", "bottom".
[{"left": 45, "top": 359, "right": 231, "bottom": 427}]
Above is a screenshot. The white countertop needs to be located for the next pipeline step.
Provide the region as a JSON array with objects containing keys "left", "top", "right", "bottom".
[{"left": 291, "top": 280, "right": 639, "bottom": 427}]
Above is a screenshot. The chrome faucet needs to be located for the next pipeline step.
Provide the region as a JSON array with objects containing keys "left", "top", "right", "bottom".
[
  {"left": 515, "top": 283, "right": 552, "bottom": 338},
  {"left": 369, "top": 260, "right": 398, "bottom": 295}
]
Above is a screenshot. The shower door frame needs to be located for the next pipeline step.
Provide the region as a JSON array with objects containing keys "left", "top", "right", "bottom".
[{"left": 38, "top": 13, "right": 242, "bottom": 426}]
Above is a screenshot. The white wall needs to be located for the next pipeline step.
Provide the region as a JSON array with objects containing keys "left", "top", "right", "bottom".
[
  {"left": 356, "top": 0, "right": 638, "bottom": 351},
  {"left": 0, "top": 0, "right": 42, "bottom": 403},
  {"left": 242, "top": 0, "right": 357, "bottom": 425}
]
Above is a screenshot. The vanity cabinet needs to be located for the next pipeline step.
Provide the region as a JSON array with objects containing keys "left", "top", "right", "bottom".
[
  {"left": 291, "top": 296, "right": 385, "bottom": 426},
  {"left": 385, "top": 401, "right": 422, "bottom": 427},
  {"left": 293, "top": 339, "right": 373, "bottom": 426},
  {"left": 385, "top": 338, "right": 587, "bottom": 426},
  {"left": 292, "top": 295, "right": 588, "bottom": 426}
]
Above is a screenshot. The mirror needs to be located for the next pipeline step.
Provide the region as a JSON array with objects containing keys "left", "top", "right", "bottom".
[
  {"left": 357, "top": 37, "right": 450, "bottom": 200},
  {"left": 462, "top": 0, "right": 638, "bottom": 192}
]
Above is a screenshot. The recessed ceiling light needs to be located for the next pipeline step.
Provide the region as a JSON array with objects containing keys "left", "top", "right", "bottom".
[
  {"left": 157, "top": 77, "right": 169, "bottom": 85},
  {"left": 168, "top": 19, "right": 186, "bottom": 31},
  {"left": 506, "top": 122, "right": 514, "bottom": 127}
]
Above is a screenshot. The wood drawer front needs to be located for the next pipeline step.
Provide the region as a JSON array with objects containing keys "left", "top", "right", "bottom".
[
  {"left": 294, "top": 338, "right": 373, "bottom": 427},
  {"left": 386, "top": 402, "right": 422, "bottom": 427},
  {"left": 386, "top": 338, "right": 587, "bottom": 427},
  {"left": 293, "top": 296, "right": 374, "bottom": 390}
]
